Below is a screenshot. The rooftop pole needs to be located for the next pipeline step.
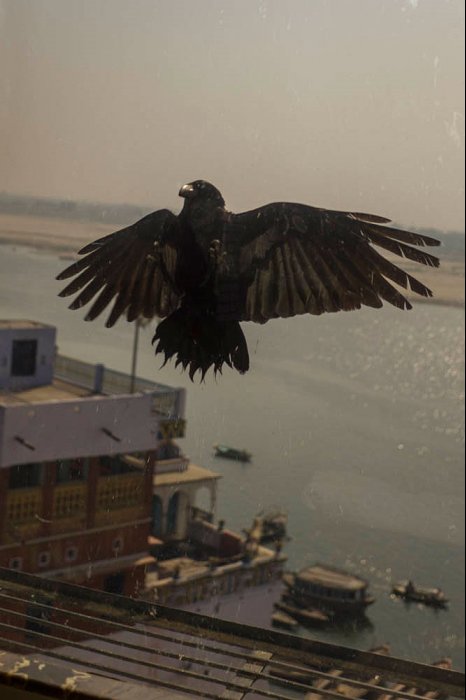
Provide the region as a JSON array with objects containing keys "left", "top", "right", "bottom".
[{"left": 129, "top": 319, "right": 140, "bottom": 393}]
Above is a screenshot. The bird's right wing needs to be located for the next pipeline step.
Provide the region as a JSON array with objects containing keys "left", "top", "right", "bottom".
[{"left": 56, "top": 209, "right": 182, "bottom": 327}]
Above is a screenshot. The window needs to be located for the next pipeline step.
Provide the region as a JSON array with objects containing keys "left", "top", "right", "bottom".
[
  {"left": 11, "top": 339, "right": 37, "bottom": 376},
  {"left": 167, "top": 492, "right": 180, "bottom": 536},
  {"left": 152, "top": 496, "right": 163, "bottom": 537},
  {"left": 8, "top": 557, "right": 22, "bottom": 571},
  {"left": 56, "top": 458, "right": 88, "bottom": 483},
  {"left": 99, "top": 455, "right": 138, "bottom": 477},
  {"left": 8, "top": 463, "right": 42, "bottom": 489},
  {"left": 64, "top": 546, "right": 78, "bottom": 563},
  {"left": 37, "top": 551, "right": 51, "bottom": 568}
]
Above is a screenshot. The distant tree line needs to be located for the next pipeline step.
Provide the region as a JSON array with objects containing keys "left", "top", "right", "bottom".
[
  {"left": 0, "top": 191, "right": 464, "bottom": 254},
  {"left": 0, "top": 191, "right": 152, "bottom": 226},
  {"left": 408, "top": 226, "right": 465, "bottom": 256}
]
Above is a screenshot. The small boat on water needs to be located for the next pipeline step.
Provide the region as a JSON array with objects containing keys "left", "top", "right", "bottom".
[
  {"left": 391, "top": 580, "right": 449, "bottom": 608},
  {"left": 213, "top": 444, "right": 251, "bottom": 462},
  {"left": 271, "top": 610, "right": 299, "bottom": 631},
  {"left": 283, "top": 563, "right": 375, "bottom": 616},
  {"left": 274, "top": 600, "right": 330, "bottom": 627}
]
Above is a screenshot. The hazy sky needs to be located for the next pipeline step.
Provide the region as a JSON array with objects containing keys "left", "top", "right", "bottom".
[{"left": 1, "top": 0, "right": 464, "bottom": 230}]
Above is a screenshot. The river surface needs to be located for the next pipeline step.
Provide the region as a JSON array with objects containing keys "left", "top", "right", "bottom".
[{"left": 0, "top": 242, "right": 464, "bottom": 669}]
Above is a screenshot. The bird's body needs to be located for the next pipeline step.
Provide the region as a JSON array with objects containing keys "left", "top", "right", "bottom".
[{"left": 57, "top": 180, "right": 440, "bottom": 378}]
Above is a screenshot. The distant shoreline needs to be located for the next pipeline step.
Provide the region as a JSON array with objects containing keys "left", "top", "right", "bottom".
[{"left": 1, "top": 213, "right": 464, "bottom": 310}]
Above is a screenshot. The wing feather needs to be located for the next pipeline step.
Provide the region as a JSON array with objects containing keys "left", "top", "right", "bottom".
[
  {"left": 56, "top": 209, "right": 181, "bottom": 326},
  {"left": 364, "top": 247, "right": 434, "bottom": 298},
  {"left": 292, "top": 240, "right": 326, "bottom": 315},
  {"left": 327, "top": 248, "right": 383, "bottom": 309},
  {"left": 364, "top": 228, "right": 440, "bottom": 267},
  {"left": 225, "top": 201, "right": 440, "bottom": 322}
]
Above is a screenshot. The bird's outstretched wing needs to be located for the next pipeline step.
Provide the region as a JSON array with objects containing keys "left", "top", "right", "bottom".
[
  {"left": 56, "top": 209, "right": 181, "bottom": 327},
  {"left": 223, "top": 203, "right": 440, "bottom": 323}
]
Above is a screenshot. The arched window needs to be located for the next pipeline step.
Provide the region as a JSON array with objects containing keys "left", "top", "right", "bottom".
[
  {"left": 152, "top": 495, "right": 163, "bottom": 537},
  {"left": 167, "top": 492, "right": 180, "bottom": 535}
]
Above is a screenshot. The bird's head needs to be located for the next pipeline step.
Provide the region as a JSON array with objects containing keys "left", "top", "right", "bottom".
[{"left": 179, "top": 180, "right": 225, "bottom": 208}]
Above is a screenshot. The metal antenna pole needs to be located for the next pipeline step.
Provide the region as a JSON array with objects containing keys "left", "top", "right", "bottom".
[{"left": 130, "top": 319, "right": 140, "bottom": 393}]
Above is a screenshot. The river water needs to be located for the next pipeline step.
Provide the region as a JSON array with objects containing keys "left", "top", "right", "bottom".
[{"left": 0, "top": 242, "right": 464, "bottom": 669}]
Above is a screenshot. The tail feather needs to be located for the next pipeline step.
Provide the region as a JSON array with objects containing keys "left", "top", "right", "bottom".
[{"left": 152, "top": 308, "right": 249, "bottom": 380}]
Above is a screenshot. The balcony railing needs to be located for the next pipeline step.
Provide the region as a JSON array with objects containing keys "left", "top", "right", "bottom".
[
  {"left": 96, "top": 474, "right": 144, "bottom": 511},
  {"left": 52, "top": 483, "right": 87, "bottom": 519},
  {"left": 6, "top": 487, "right": 43, "bottom": 526}
]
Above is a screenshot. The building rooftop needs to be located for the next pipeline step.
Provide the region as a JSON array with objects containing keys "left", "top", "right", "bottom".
[
  {"left": 0, "top": 346, "right": 185, "bottom": 418},
  {"left": 0, "top": 567, "right": 463, "bottom": 700},
  {"left": 0, "top": 376, "right": 93, "bottom": 406},
  {"left": 0, "top": 319, "right": 54, "bottom": 330}
]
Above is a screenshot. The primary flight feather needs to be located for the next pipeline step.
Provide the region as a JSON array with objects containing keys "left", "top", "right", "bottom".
[{"left": 57, "top": 180, "right": 440, "bottom": 379}]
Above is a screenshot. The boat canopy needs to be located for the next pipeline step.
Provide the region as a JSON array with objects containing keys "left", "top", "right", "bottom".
[{"left": 296, "top": 564, "right": 368, "bottom": 592}]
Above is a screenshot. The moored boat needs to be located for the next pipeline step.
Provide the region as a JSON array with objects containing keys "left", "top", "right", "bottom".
[
  {"left": 391, "top": 580, "right": 449, "bottom": 608},
  {"left": 274, "top": 600, "right": 330, "bottom": 627},
  {"left": 271, "top": 610, "right": 299, "bottom": 631},
  {"left": 283, "top": 563, "right": 375, "bottom": 615},
  {"left": 213, "top": 444, "right": 251, "bottom": 462}
]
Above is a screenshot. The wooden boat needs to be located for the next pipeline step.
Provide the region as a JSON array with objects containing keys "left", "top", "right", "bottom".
[
  {"left": 271, "top": 610, "right": 299, "bottom": 631},
  {"left": 283, "top": 564, "right": 375, "bottom": 615},
  {"left": 391, "top": 580, "right": 449, "bottom": 608},
  {"left": 274, "top": 600, "right": 330, "bottom": 627},
  {"left": 213, "top": 444, "right": 251, "bottom": 462}
]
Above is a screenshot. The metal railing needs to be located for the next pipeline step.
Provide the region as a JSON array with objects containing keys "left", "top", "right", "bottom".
[
  {"left": 54, "top": 354, "right": 184, "bottom": 418},
  {"left": 0, "top": 567, "right": 463, "bottom": 700}
]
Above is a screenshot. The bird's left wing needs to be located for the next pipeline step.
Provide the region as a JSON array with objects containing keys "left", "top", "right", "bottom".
[
  {"left": 223, "top": 202, "right": 440, "bottom": 323},
  {"left": 56, "top": 209, "right": 181, "bottom": 327}
]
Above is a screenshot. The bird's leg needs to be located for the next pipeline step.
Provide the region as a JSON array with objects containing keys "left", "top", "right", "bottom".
[
  {"left": 197, "top": 238, "right": 223, "bottom": 291},
  {"left": 209, "top": 238, "right": 222, "bottom": 263}
]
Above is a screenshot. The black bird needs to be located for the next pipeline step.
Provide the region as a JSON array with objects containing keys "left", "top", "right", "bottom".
[{"left": 57, "top": 180, "right": 440, "bottom": 379}]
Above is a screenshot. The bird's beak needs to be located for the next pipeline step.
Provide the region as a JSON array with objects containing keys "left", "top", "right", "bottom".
[{"left": 179, "top": 183, "right": 196, "bottom": 199}]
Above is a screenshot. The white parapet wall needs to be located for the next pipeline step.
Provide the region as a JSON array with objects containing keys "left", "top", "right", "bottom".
[{"left": 0, "top": 392, "right": 158, "bottom": 467}]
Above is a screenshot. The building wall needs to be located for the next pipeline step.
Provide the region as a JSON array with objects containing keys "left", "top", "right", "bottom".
[
  {"left": 154, "top": 556, "right": 286, "bottom": 607},
  {"left": 0, "top": 392, "right": 159, "bottom": 467},
  {"left": 0, "top": 453, "right": 154, "bottom": 596}
]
